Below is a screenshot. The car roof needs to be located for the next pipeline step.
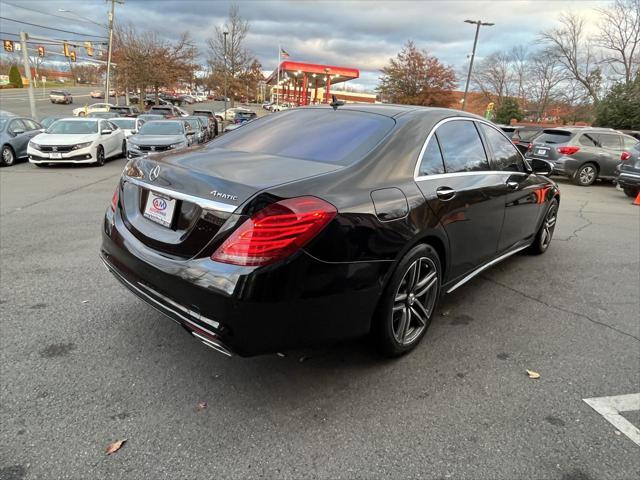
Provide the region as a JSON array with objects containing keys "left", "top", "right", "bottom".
[{"left": 56, "top": 117, "right": 100, "bottom": 122}]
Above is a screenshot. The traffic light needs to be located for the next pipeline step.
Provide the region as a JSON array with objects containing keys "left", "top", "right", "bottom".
[
  {"left": 37, "top": 46, "right": 45, "bottom": 57},
  {"left": 69, "top": 51, "right": 76, "bottom": 62},
  {"left": 63, "top": 41, "right": 70, "bottom": 57},
  {"left": 3, "top": 40, "right": 14, "bottom": 52},
  {"left": 84, "top": 41, "right": 94, "bottom": 57}
]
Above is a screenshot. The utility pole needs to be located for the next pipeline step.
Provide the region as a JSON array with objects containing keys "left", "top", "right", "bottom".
[
  {"left": 19, "top": 32, "right": 37, "bottom": 119},
  {"left": 105, "top": 0, "right": 124, "bottom": 101},
  {"left": 223, "top": 30, "right": 228, "bottom": 121},
  {"left": 461, "top": 19, "right": 494, "bottom": 111}
]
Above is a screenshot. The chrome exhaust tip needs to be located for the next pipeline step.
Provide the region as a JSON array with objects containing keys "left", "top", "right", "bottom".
[{"left": 191, "top": 331, "right": 233, "bottom": 357}]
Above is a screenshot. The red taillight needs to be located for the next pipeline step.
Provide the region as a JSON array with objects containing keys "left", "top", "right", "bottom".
[
  {"left": 557, "top": 146, "right": 580, "bottom": 155},
  {"left": 621, "top": 151, "right": 631, "bottom": 161},
  {"left": 211, "top": 196, "right": 337, "bottom": 266},
  {"left": 110, "top": 186, "right": 119, "bottom": 211},
  {"left": 527, "top": 143, "right": 533, "bottom": 151}
]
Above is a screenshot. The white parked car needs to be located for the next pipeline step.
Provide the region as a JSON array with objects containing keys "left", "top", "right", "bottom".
[
  {"left": 72, "top": 103, "right": 114, "bottom": 117},
  {"left": 194, "top": 92, "right": 207, "bottom": 102},
  {"left": 110, "top": 117, "right": 145, "bottom": 138},
  {"left": 270, "top": 103, "right": 292, "bottom": 112},
  {"left": 213, "top": 107, "right": 252, "bottom": 123},
  {"left": 27, "top": 118, "right": 126, "bottom": 167}
]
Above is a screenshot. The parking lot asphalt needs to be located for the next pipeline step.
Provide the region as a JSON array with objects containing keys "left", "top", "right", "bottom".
[{"left": 1, "top": 157, "right": 639, "bottom": 479}]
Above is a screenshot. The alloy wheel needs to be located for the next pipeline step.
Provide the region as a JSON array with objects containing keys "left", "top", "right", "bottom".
[
  {"left": 540, "top": 204, "right": 557, "bottom": 249},
  {"left": 2, "top": 147, "right": 14, "bottom": 166},
  {"left": 392, "top": 257, "right": 439, "bottom": 345},
  {"left": 579, "top": 166, "right": 596, "bottom": 185}
]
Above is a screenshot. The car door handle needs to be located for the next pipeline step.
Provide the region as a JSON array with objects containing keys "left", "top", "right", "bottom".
[
  {"left": 436, "top": 186, "right": 456, "bottom": 201},
  {"left": 506, "top": 181, "right": 519, "bottom": 190}
]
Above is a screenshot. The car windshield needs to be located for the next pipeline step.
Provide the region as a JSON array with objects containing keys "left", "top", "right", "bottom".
[
  {"left": 47, "top": 120, "right": 98, "bottom": 134},
  {"left": 40, "top": 117, "right": 61, "bottom": 128},
  {"left": 185, "top": 119, "right": 200, "bottom": 129},
  {"left": 534, "top": 130, "right": 574, "bottom": 144},
  {"left": 213, "top": 109, "right": 395, "bottom": 165},
  {"left": 236, "top": 112, "right": 255, "bottom": 119},
  {"left": 138, "top": 122, "right": 182, "bottom": 135},
  {"left": 111, "top": 119, "right": 135, "bottom": 129}
]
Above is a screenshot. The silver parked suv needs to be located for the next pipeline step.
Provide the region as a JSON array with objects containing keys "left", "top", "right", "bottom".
[{"left": 526, "top": 127, "right": 639, "bottom": 186}]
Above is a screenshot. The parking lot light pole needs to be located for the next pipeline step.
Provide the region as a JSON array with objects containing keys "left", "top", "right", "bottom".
[
  {"left": 461, "top": 19, "right": 494, "bottom": 111},
  {"left": 223, "top": 31, "right": 228, "bottom": 122}
]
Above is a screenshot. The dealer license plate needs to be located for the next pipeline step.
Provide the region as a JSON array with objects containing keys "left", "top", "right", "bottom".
[
  {"left": 143, "top": 191, "right": 176, "bottom": 228},
  {"left": 50, "top": 152, "right": 62, "bottom": 159}
]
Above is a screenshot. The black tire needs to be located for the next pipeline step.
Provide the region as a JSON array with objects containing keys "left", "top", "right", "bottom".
[
  {"left": 95, "top": 145, "right": 105, "bottom": 166},
  {"left": 1, "top": 145, "right": 15, "bottom": 166},
  {"left": 373, "top": 244, "right": 442, "bottom": 357},
  {"left": 120, "top": 140, "right": 127, "bottom": 158},
  {"left": 529, "top": 198, "right": 558, "bottom": 255},
  {"left": 572, "top": 163, "right": 598, "bottom": 186},
  {"left": 623, "top": 187, "right": 638, "bottom": 198}
]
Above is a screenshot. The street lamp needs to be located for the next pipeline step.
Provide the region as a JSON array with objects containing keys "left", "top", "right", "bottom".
[
  {"left": 461, "top": 19, "right": 494, "bottom": 111},
  {"left": 57, "top": 9, "right": 106, "bottom": 28},
  {"left": 223, "top": 30, "right": 228, "bottom": 121}
]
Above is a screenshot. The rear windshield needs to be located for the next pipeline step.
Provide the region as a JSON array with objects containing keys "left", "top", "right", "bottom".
[
  {"left": 47, "top": 120, "right": 97, "bottom": 134},
  {"left": 515, "top": 128, "right": 542, "bottom": 142},
  {"left": 50, "top": 91, "right": 66, "bottom": 95},
  {"left": 213, "top": 109, "right": 395, "bottom": 165},
  {"left": 236, "top": 112, "right": 255, "bottom": 119},
  {"left": 193, "top": 111, "right": 212, "bottom": 116},
  {"left": 535, "top": 130, "right": 574, "bottom": 144},
  {"left": 111, "top": 118, "right": 135, "bottom": 129},
  {"left": 185, "top": 119, "right": 201, "bottom": 128},
  {"left": 139, "top": 121, "right": 183, "bottom": 135}
]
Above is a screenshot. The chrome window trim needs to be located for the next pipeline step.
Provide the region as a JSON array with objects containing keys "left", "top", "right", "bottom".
[
  {"left": 414, "top": 116, "right": 528, "bottom": 181},
  {"left": 124, "top": 176, "right": 238, "bottom": 213}
]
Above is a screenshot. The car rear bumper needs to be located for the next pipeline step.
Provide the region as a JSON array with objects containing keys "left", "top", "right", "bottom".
[
  {"left": 101, "top": 209, "right": 389, "bottom": 356},
  {"left": 616, "top": 171, "right": 640, "bottom": 189}
]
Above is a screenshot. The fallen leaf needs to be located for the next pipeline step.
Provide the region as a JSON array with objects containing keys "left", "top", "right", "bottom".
[
  {"left": 196, "top": 401, "right": 207, "bottom": 412},
  {"left": 526, "top": 369, "right": 541, "bottom": 379},
  {"left": 105, "top": 439, "right": 126, "bottom": 455},
  {"left": 81, "top": 300, "right": 89, "bottom": 304},
  {"left": 441, "top": 309, "right": 451, "bottom": 317},
  {"left": 276, "top": 352, "right": 286, "bottom": 358}
]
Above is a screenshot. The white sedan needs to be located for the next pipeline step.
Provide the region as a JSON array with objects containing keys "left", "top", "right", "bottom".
[
  {"left": 72, "top": 102, "right": 114, "bottom": 117},
  {"left": 214, "top": 107, "right": 252, "bottom": 123},
  {"left": 110, "top": 117, "right": 145, "bottom": 138},
  {"left": 28, "top": 118, "right": 126, "bottom": 167}
]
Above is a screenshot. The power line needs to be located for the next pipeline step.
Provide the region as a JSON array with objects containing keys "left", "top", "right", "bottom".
[
  {"left": 0, "top": 1, "right": 105, "bottom": 28},
  {"left": 0, "top": 31, "right": 108, "bottom": 45},
  {"left": 0, "top": 17, "right": 108, "bottom": 39}
]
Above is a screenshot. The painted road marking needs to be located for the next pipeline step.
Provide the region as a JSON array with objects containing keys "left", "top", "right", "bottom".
[{"left": 583, "top": 393, "right": 640, "bottom": 446}]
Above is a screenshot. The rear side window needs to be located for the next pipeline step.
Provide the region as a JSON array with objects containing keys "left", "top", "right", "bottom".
[
  {"left": 536, "top": 130, "right": 573, "bottom": 144},
  {"left": 418, "top": 136, "right": 445, "bottom": 176},
  {"left": 596, "top": 133, "right": 621, "bottom": 149},
  {"left": 515, "top": 128, "right": 542, "bottom": 142},
  {"left": 623, "top": 137, "right": 639, "bottom": 149},
  {"left": 479, "top": 123, "right": 525, "bottom": 172},
  {"left": 435, "top": 120, "right": 489, "bottom": 173},
  {"left": 578, "top": 134, "right": 599, "bottom": 147},
  {"left": 213, "top": 109, "right": 395, "bottom": 165},
  {"left": 8, "top": 119, "right": 26, "bottom": 133}
]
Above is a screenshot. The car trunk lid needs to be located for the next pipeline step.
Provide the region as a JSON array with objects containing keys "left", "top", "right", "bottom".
[{"left": 118, "top": 147, "right": 343, "bottom": 259}]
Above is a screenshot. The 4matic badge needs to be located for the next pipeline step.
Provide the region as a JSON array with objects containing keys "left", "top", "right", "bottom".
[{"left": 210, "top": 190, "right": 238, "bottom": 201}]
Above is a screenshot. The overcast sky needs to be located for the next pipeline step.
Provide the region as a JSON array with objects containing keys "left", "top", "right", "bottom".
[{"left": 0, "top": 0, "right": 609, "bottom": 90}]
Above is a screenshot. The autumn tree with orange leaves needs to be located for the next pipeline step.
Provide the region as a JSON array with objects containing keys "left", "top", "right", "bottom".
[{"left": 377, "top": 41, "right": 457, "bottom": 106}]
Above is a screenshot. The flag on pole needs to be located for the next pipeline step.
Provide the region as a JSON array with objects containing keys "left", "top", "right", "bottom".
[{"left": 280, "top": 48, "right": 290, "bottom": 58}]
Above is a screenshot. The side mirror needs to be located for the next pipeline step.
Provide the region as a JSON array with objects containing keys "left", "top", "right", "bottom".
[
  {"left": 102, "top": 129, "right": 113, "bottom": 135},
  {"left": 529, "top": 158, "right": 553, "bottom": 176},
  {"left": 12, "top": 129, "right": 25, "bottom": 136}
]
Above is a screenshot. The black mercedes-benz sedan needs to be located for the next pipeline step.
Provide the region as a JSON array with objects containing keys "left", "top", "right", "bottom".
[{"left": 101, "top": 105, "right": 560, "bottom": 357}]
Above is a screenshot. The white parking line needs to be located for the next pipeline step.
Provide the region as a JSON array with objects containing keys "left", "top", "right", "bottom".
[{"left": 583, "top": 393, "right": 640, "bottom": 446}]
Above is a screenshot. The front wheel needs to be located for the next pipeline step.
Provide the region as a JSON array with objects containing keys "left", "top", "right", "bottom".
[
  {"left": 573, "top": 163, "right": 597, "bottom": 186},
  {"left": 373, "top": 244, "right": 441, "bottom": 357},
  {"left": 1, "top": 145, "right": 15, "bottom": 166},
  {"left": 529, "top": 198, "right": 558, "bottom": 255},
  {"left": 95, "top": 145, "right": 105, "bottom": 166},
  {"left": 120, "top": 140, "right": 127, "bottom": 158}
]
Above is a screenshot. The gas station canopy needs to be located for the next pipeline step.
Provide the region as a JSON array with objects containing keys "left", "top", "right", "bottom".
[{"left": 266, "top": 61, "right": 360, "bottom": 105}]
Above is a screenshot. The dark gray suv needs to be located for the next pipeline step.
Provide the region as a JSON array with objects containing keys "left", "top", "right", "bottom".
[{"left": 526, "top": 127, "right": 639, "bottom": 186}]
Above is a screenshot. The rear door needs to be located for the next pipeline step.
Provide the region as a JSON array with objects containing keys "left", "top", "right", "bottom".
[
  {"left": 415, "top": 119, "right": 506, "bottom": 280},
  {"left": 594, "top": 133, "right": 623, "bottom": 177},
  {"left": 478, "top": 122, "right": 543, "bottom": 251}
]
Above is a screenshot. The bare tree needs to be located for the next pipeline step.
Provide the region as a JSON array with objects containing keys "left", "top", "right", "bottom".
[
  {"left": 472, "top": 51, "right": 512, "bottom": 106},
  {"left": 206, "top": 5, "right": 252, "bottom": 105},
  {"left": 510, "top": 45, "right": 530, "bottom": 103},
  {"left": 526, "top": 50, "right": 566, "bottom": 121},
  {"left": 595, "top": 0, "right": 640, "bottom": 84},
  {"left": 539, "top": 13, "right": 603, "bottom": 103}
]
